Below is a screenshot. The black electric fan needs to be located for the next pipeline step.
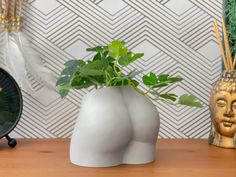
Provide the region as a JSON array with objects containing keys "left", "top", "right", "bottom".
[{"left": 0, "top": 68, "right": 23, "bottom": 147}]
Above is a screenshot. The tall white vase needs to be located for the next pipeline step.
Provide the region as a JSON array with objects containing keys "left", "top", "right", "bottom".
[{"left": 70, "top": 86, "right": 160, "bottom": 167}]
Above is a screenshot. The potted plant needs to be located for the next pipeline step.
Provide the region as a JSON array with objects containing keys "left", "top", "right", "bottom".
[{"left": 56, "top": 40, "right": 203, "bottom": 167}]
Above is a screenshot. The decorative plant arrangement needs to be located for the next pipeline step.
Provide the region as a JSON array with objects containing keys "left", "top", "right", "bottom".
[
  {"left": 209, "top": 1, "right": 236, "bottom": 149},
  {"left": 57, "top": 40, "right": 202, "bottom": 108},
  {"left": 56, "top": 40, "right": 203, "bottom": 167}
]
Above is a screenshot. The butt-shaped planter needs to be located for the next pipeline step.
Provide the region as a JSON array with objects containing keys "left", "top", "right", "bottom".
[{"left": 70, "top": 86, "right": 160, "bottom": 167}]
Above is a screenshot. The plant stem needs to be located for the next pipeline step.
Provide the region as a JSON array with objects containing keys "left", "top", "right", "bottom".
[
  {"left": 105, "top": 71, "right": 111, "bottom": 87},
  {"left": 107, "top": 76, "right": 120, "bottom": 86},
  {"left": 113, "top": 63, "right": 121, "bottom": 78},
  {"left": 144, "top": 87, "right": 153, "bottom": 95}
]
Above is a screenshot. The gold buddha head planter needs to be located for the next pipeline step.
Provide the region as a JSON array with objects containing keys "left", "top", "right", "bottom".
[{"left": 209, "top": 71, "right": 236, "bottom": 148}]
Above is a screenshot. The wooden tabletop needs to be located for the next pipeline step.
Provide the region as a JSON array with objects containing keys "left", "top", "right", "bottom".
[{"left": 0, "top": 139, "right": 235, "bottom": 177}]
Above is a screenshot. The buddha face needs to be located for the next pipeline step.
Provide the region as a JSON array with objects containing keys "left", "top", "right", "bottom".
[{"left": 211, "top": 90, "right": 236, "bottom": 137}]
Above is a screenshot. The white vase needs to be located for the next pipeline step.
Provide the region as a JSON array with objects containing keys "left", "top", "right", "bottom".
[{"left": 70, "top": 86, "right": 160, "bottom": 167}]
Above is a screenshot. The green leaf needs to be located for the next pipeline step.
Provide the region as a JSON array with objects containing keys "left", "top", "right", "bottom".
[
  {"left": 130, "top": 53, "right": 144, "bottom": 63},
  {"left": 118, "top": 53, "right": 144, "bottom": 66},
  {"left": 157, "top": 74, "right": 183, "bottom": 83},
  {"left": 86, "top": 46, "right": 108, "bottom": 53},
  {"left": 168, "top": 77, "right": 183, "bottom": 83},
  {"left": 142, "top": 72, "right": 158, "bottom": 86},
  {"left": 118, "top": 53, "right": 132, "bottom": 66},
  {"left": 108, "top": 40, "right": 128, "bottom": 59},
  {"left": 152, "top": 83, "right": 169, "bottom": 88},
  {"left": 87, "top": 46, "right": 109, "bottom": 61},
  {"left": 64, "top": 59, "right": 85, "bottom": 68},
  {"left": 89, "top": 47, "right": 109, "bottom": 61},
  {"left": 107, "top": 56, "right": 115, "bottom": 63},
  {"left": 150, "top": 74, "right": 184, "bottom": 88},
  {"left": 58, "top": 89, "right": 69, "bottom": 99},
  {"left": 57, "top": 60, "right": 87, "bottom": 98},
  {"left": 159, "top": 93, "right": 177, "bottom": 101},
  {"left": 92, "top": 53, "right": 102, "bottom": 61},
  {"left": 130, "top": 80, "right": 139, "bottom": 87},
  {"left": 79, "top": 60, "right": 107, "bottom": 77},
  {"left": 56, "top": 76, "right": 71, "bottom": 86},
  {"left": 178, "top": 94, "right": 203, "bottom": 108},
  {"left": 100, "top": 57, "right": 109, "bottom": 68},
  {"left": 105, "top": 65, "right": 116, "bottom": 77},
  {"left": 80, "top": 69, "right": 104, "bottom": 76},
  {"left": 121, "top": 70, "right": 142, "bottom": 80},
  {"left": 86, "top": 76, "right": 104, "bottom": 85},
  {"left": 64, "top": 60, "right": 79, "bottom": 67},
  {"left": 71, "top": 76, "right": 94, "bottom": 89},
  {"left": 78, "top": 60, "right": 86, "bottom": 67},
  {"left": 158, "top": 74, "right": 169, "bottom": 82}
]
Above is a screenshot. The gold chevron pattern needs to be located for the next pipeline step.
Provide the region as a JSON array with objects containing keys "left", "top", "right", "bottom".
[{"left": 1, "top": 0, "right": 222, "bottom": 138}]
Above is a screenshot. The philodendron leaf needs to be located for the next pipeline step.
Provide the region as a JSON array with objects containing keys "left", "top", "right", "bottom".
[
  {"left": 87, "top": 46, "right": 109, "bottom": 61},
  {"left": 60, "top": 64, "right": 77, "bottom": 76},
  {"left": 119, "top": 53, "right": 144, "bottom": 66},
  {"left": 64, "top": 60, "right": 78, "bottom": 67},
  {"left": 151, "top": 74, "right": 183, "bottom": 88},
  {"left": 58, "top": 89, "right": 69, "bottom": 99},
  {"left": 57, "top": 61, "right": 80, "bottom": 86},
  {"left": 80, "top": 69, "right": 104, "bottom": 77},
  {"left": 56, "top": 76, "right": 71, "bottom": 86},
  {"left": 121, "top": 70, "right": 142, "bottom": 80},
  {"left": 71, "top": 76, "right": 94, "bottom": 89},
  {"left": 158, "top": 74, "right": 183, "bottom": 83},
  {"left": 158, "top": 74, "right": 169, "bottom": 82},
  {"left": 86, "top": 46, "right": 108, "bottom": 53},
  {"left": 159, "top": 93, "right": 177, "bottom": 101},
  {"left": 108, "top": 40, "right": 128, "bottom": 59},
  {"left": 79, "top": 60, "right": 107, "bottom": 77},
  {"left": 64, "top": 59, "right": 85, "bottom": 67},
  {"left": 143, "top": 72, "right": 158, "bottom": 86},
  {"left": 56, "top": 60, "right": 86, "bottom": 98},
  {"left": 130, "top": 80, "right": 139, "bottom": 87},
  {"left": 92, "top": 53, "right": 102, "bottom": 61},
  {"left": 168, "top": 77, "right": 183, "bottom": 83},
  {"left": 178, "top": 94, "right": 203, "bottom": 108},
  {"left": 152, "top": 83, "right": 169, "bottom": 88},
  {"left": 118, "top": 53, "right": 131, "bottom": 66}
]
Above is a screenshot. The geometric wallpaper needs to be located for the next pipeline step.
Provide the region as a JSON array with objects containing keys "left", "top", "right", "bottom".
[{"left": 6, "top": 0, "right": 222, "bottom": 138}]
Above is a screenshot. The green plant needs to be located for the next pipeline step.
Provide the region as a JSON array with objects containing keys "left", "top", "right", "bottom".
[
  {"left": 56, "top": 40, "right": 203, "bottom": 108},
  {"left": 225, "top": 0, "right": 236, "bottom": 59}
]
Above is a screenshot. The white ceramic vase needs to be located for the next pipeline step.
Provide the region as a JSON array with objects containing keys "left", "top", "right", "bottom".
[{"left": 70, "top": 86, "right": 160, "bottom": 167}]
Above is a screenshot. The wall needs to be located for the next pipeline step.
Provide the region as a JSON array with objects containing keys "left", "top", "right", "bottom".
[{"left": 8, "top": 0, "right": 222, "bottom": 138}]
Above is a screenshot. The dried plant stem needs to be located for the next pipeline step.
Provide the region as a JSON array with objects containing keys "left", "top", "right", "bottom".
[
  {"left": 222, "top": 18, "right": 233, "bottom": 70},
  {"left": 5, "top": 0, "right": 10, "bottom": 18},
  {"left": 13, "top": 0, "right": 17, "bottom": 18},
  {"left": 213, "top": 20, "right": 229, "bottom": 71},
  {"left": 233, "top": 55, "right": 236, "bottom": 69},
  {"left": 19, "top": 0, "right": 23, "bottom": 16},
  {"left": 0, "top": 0, "right": 24, "bottom": 31},
  {"left": 0, "top": 0, "right": 2, "bottom": 15}
]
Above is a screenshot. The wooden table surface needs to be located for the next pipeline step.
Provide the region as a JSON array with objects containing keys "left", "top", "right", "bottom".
[{"left": 0, "top": 139, "right": 236, "bottom": 177}]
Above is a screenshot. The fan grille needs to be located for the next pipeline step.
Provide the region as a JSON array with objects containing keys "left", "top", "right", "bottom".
[{"left": 0, "top": 68, "right": 23, "bottom": 138}]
